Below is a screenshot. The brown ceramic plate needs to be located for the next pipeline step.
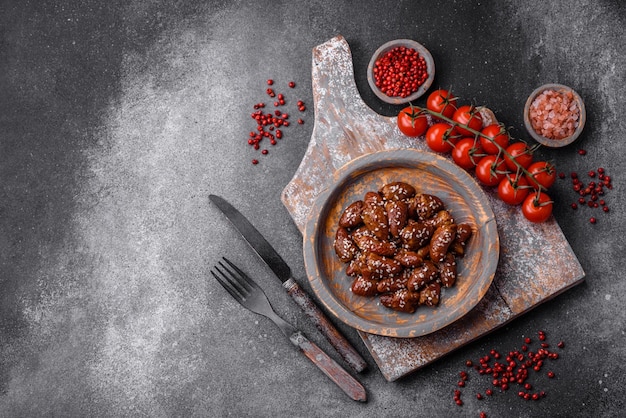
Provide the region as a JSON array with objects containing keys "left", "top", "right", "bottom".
[{"left": 303, "top": 149, "right": 499, "bottom": 338}]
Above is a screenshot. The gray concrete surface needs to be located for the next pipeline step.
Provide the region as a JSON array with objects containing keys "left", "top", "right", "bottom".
[{"left": 1, "top": 0, "right": 625, "bottom": 416}]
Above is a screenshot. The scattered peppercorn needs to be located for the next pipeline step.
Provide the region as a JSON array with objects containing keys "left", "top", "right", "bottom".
[
  {"left": 561, "top": 151, "right": 612, "bottom": 220},
  {"left": 247, "top": 78, "right": 305, "bottom": 165},
  {"left": 452, "top": 331, "right": 565, "bottom": 407}
]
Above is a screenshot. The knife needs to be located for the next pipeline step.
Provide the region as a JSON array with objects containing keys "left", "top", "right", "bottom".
[{"left": 209, "top": 194, "right": 367, "bottom": 373}]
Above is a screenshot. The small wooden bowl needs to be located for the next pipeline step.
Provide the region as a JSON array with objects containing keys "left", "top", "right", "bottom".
[
  {"left": 367, "top": 39, "right": 435, "bottom": 105},
  {"left": 523, "top": 83, "right": 586, "bottom": 148}
]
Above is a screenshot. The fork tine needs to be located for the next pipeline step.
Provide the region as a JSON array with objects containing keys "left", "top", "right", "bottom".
[
  {"left": 216, "top": 261, "right": 251, "bottom": 298},
  {"left": 211, "top": 269, "right": 245, "bottom": 302},
  {"left": 221, "top": 257, "right": 260, "bottom": 291}
]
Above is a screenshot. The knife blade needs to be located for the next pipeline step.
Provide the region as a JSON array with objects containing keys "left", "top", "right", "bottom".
[{"left": 209, "top": 194, "right": 367, "bottom": 373}]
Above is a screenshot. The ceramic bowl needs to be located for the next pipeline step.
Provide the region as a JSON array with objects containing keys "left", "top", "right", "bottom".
[
  {"left": 367, "top": 39, "right": 435, "bottom": 105},
  {"left": 523, "top": 83, "right": 586, "bottom": 147},
  {"left": 302, "top": 149, "right": 499, "bottom": 338}
]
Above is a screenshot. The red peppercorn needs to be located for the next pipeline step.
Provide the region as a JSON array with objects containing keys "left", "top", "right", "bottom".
[
  {"left": 373, "top": 46, "right": 429, "bottom": 98},
  {"left": 252, "top": 159, "right": 259, "bottom": 165},
  {"left": 267, "top": 79, "right": 273, "bottom": 85},
  {"left": 578, "top": 149, "right": 587, "bottom": 155},
  {"left": 547, "top": 371, "right": 555, "bottom": 378},
  {"left": 288, "top": 81, "right": 296, "bottom": 88},
  {"left": 297, "top": 118, "right": 304, "bottom": 124}
]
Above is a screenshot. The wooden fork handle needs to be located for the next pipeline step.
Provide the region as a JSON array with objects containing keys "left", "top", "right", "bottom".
[
  {"left": 283, "top": 278, "right": 368, "bottom": 373},
  {"left": 290, "top": 331, "right": 367, "bottom": 402}
]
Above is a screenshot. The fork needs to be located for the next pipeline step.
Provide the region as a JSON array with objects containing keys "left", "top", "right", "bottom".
[{"left": 211, "top": 257, "right": 367, "bottom": 402}]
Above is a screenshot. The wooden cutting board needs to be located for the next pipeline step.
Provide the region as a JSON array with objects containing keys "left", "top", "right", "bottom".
[{"left": 281, "top": 35, "right": 585, "bottom": 382}]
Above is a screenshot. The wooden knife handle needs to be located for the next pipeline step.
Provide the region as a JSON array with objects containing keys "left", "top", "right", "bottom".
[
  {"left": 290, "top": 331, "right": 367, "bottom": 402},
  {"left": 283, "top": 278, "right": 368, "bottom": 373}
]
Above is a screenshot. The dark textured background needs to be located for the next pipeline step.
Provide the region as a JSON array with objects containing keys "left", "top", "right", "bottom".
[{"left": 1, "top": 1, "right": 624, "bottom": 416}]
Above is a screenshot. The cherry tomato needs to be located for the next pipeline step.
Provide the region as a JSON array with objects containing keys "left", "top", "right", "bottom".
[
  {"left": 452, "top": 137, "right": 483, "bottom": 170},
  {"left": 426, "top": 89, "right": 458, "bottom": 119},
  {"left": 397, "top": 105, "right": 428, "bottom": 137},
  {"left": 475, "top": 155, "right": 507, "bottom": 187},
  {"left": 425, "top": 123, "right": 458, "bottom": 153},
  {"left": 526, "top": 161, "right": 557, "bottom": 189},
  {"left": 452, "top": 105, "right": 483, "bottom": 136},
  {"left": 480, "top": 124, "right": 510, "bottom": 155},
  {"left": 522, "top": 192, "right": 553, "bottom": 223},
  {"left": 498, "top": 174, "right": 530, "bottom": 205},
  {"left": 504, "top": 142, "right": 534, "bottom": 171}
]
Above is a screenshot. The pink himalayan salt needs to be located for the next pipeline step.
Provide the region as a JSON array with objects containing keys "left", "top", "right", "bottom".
[{"left": 529, "top": 89, "right": 580, "bottom": 140}]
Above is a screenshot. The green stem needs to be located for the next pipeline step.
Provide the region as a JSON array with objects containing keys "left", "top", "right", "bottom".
[{"left": 415, "top": 105, "right": 545, "bottom": 194}]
